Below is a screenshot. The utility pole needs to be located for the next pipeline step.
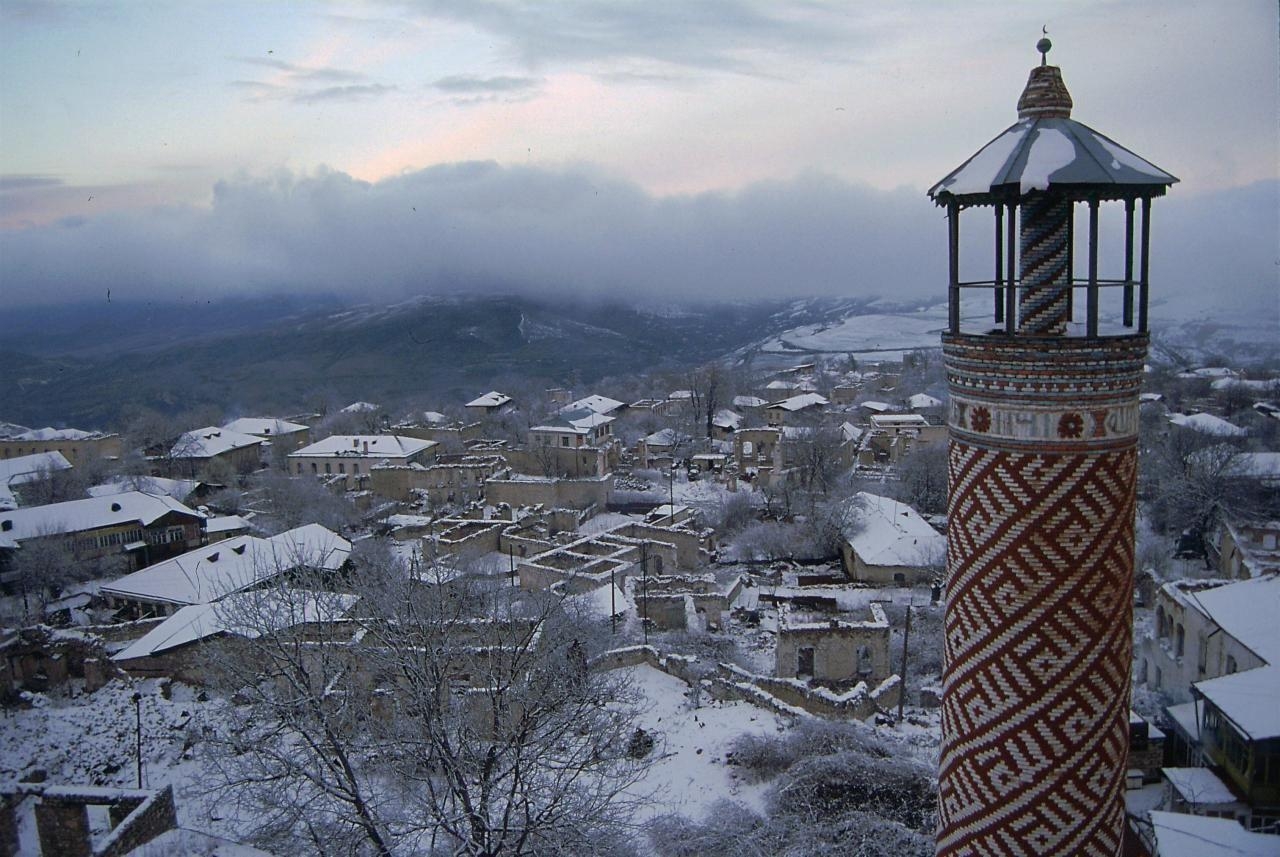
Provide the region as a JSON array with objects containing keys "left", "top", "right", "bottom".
[
  {"left": 641, "top": 542, "right": 649, "bottom": 645},
  {"left": 132, "top": 691, "right": 144, "bottom": 788},
  {"left": 898, "top": 604, "right": 911, "bottom": 725}
]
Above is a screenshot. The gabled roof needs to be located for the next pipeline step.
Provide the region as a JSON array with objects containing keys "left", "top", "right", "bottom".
[
  {"left": 222, "top": 417, "right": 308, "bottom": 438},
  {"left": 1149, "top": 811, "right": 1277, "bottom": 857},
  {"left": 843, "top": 492, "right": 944, "bottom": 568},
  {"left": 101, "top": 524, "right": 351, "bottom": 607},
  {"left": 712, "top": 409, "right": 743, "bottom": 430},
  {"left": 340, "top": 401, "right": 380, "bottom": 413},
  {"left": 113, "top": 589, "right": 358, "bottom": 661},
  {"left": 88, "top": 476, "right": 199, "bottom": 502},
  {"left": 0, "top": 451, "right": 74, "bottom": 511},
  {"left": 768, "top": 393, "right": 829, "bottom": 412},
  {"left": 908, "top": 393, "right": 943, "bottom": 410},
  {"left": 562, "top": 394, "right": 625, "bottom": 416},
  {"left": 1186, "top": 574, "right": 1280, "bottom": 665},
  {"left": 733, "top": 396, "right": 767, "bottom": 409},
  {"left": 1168, "top": 412, "right": 1247, "bottom": 437},
  {"left": 10, "top": 427, "right": 107, "bottom": 442},
  {"left": 532, "top": 408, "right": 614, "bottom": 435},
  {"left": 467, "top": 391, "right": 511, "bottom": 408},
  {"left": 171, "top": 427, "right": 263, "bottom": 459},
  {"left": 1194, "top": 664, "right": 1280, "bottom": 740},
  {"left": 0, "top": 491, "right": 202, "bottom": 547},
  {"left": 290, "top": 435, "right": 436, "bottom": 459}
]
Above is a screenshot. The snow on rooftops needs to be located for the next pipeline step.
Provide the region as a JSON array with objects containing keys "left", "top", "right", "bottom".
[
  {"left": 532, "top": 408, "right": 614, "bottom": 434},
  {"left": 1221, "top": 452, "right": 1280, "bottom": 487},
  {"left": 102, "top": 523, "right": 352, "bottom": 608},
  {"left": 643, "top": 428, "right": 684, "bottom": 446},
  {"left": 1163, "top": 576, "right": 1280, "bottom": 661},
  {"left": 205, "top": 515, "right": 251, "bottom": 535},
  {"left": 0, "top": 492, "right": 201, "bottom": 546},
  {"left": 420, "top": 411, "right": 448, "bottom": 424},
  {"left": 0, "top": 452, "right": 73, "bottom": 509},
  {"left": 1177, "top": 367, "right": 1239, "bottom": 379},
  {"left": 860, "top": 401, "right": 891, "bottom": 413},
  {"left": 712, "top": 410, "right": 743, "bottom": 430},
  {"left": 1148, "top": 811, "right": 1277, "bottom": 857},
  {"left": 928, "top": 117, "right": 1176, "bottom": 201},
  {"left": 11, "top": 427, "right": 106, "bottom": 441},
  {"left": 290, "top": 435, "right": 436, "bottom": 458},
  {"left": 1212, "top": 377, "right": 1277, "bottom": 393},
  {"left": 843, "top": 492, "right": 944, "bottom": 567},
  {"left": 1161, "top": 767, "right": 1240, "bottom": 807},
  {"left": 113, "top": 588, "right": 359, "bottom": 662},
  {"left": 667, "top": 390, "right": 694, "bottom": 400},
  {"left": 222, "top": 417, "right": 308, "bottom": 437},
  {"left": 1194, "top": 664, "right": 1280, "bottom": 740},
  {"left": 171, "top": 427, "right": 263, "bottom": 459},
  {"left": 871, "top": 413, "right": 930, "bottom": 428},
  {"left": 769, "top": 393, "right": 829, "bottom": 411},
  {"left": 1167, "top": 412, "right": 1247, "bottom": 436},
  {"left": 840, "top": 422, "right": 864, "bottom": 443},
  {"left": 340, "top": 401, "right": 380, "bottom": 413},
  {"left": 733, "top": 395, "right": 767, "bottom": 408},
  {"left": 908, "top": 393, "right": 943, "bottom": 410},
  {"left": 562, "top": 394, "right": 625, "bottom": 416},
  {"left": 88, "top": 475, "right": 199, "bottom": 502},
  {"left": 466, "top": 391, "right": 511, "bottom": 408}
]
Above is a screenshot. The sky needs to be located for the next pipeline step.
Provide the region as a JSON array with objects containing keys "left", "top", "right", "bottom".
[{"left": 1, "top": 0, "right": 1276, "bottom": 318}]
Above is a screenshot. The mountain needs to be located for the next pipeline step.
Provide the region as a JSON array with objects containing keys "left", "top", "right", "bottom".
[{"left": 0, "top": 293, "right": 878, "bottom": 428}]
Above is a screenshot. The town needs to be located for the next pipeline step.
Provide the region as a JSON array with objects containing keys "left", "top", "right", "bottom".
[{"left": 1, "top": 341, "right": 1277, "bottom": 854}]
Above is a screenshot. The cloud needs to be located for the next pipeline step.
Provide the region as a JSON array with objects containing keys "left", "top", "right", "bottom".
[
  {"left": 407, "top": 0, "right": 872, "bottom": 74},
  {"left": 291, "top": 84, "right": 397, "bottom": 104},
  {"left": 0, "top": 163, "right": 1274, "bottom": 332},
  {"left": 0, "top": 174, "right": 63, "bottom": 192},
  {"left": 432, "top": 74, "right": 541, "bottom": 93},
  {"left": 234, "top": 56, "right": 366, "bottom": 82}
]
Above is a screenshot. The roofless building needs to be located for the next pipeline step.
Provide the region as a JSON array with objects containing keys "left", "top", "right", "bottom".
[{"left": 930, "top": 39, "right": 1175, "bottom": 855}]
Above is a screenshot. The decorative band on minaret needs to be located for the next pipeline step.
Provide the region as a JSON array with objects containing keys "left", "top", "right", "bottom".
[{"left": 927, "top": 37, "right": 1176, "bottom": 857}]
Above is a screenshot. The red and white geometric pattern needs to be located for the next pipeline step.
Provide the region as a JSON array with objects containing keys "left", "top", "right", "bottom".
[{"left": 936, "top": 440, "right": 1136, "bottom": 856}]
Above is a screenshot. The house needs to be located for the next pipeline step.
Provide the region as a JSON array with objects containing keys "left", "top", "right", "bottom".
[
  {"left": 1168, "top": 412, "right": 1248, "bottom": 437},
  {"left": 907, "top": 393, "right": 944, "bottom": 413},
  {"left": 371, "top": 454, "right": 508, "bottom": 506},
  {"left": 0, "top": 451, "right": 72, "bottom": 510},
  {"left": 1188, "top": 664, "right": 1280, "bottom": 832},
  {"left": 0, "top": 427, "right": 123, "bottom": 466},
  {"left": 734, "top": 427, "right": 784, "bottom": 483},
  {"left": 1212, "top": 518, "right": 1280, "bottom": 579},
  {"left": 1145, "top": 811, "right": 1277, "bottom": 857},
  {"left": 711, "top": 409, "right": 742, "bottom": 440},
  {"left": 637, "top": 428, "right": 687, "bottom": 469},
  {"left": 839, "top": 492, "right": 945, "bottom": 585},
  {"left": 222, "top": 417, "right": 311, "bottom": 455},
  {"left": 561, "top": 394, "right": 625, "bottom": 417},
  {"left": 88, "top": 475, "right": 203, "bottom": 505},
  {"left": 289, "top": 435, "right": 438, "bottom": 490},
  {"left": 465, "top": 391, "right": 514, "bottom": 417},
  {"left": 167, "top": 427, "right": 264, "bottom": 479},
  {"left": 860, "top": 413, "right": 947, "bottom": 466},
  {"left": 529, "top": 409, "right": 614, "bottom": 450},
  {"left": 733, "top": 395, "right": 768, "bottom": 411},
  {"left": 1141, "top": 575, "right": 1279, "bottom": 703},
  {"left": 775, "top": 601, "right": 891, "bottom": 686},
  {"left": 101, "top": 523, "right": 351, "bottom": 617},
  {"left": 764, "top": 393, "right": 829, "bottom": 427},
  {"left": 0, "top": 492, "right": 206, "bottom": 582}
]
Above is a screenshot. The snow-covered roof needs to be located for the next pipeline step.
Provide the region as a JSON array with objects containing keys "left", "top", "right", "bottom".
[
  {"left": 644, "top": 428, "right": 681, "bottom": 446},
  {"left": 871, "top": 413, "right": 929, "bottom": 428},
  {"left": 10, "top": 427, "right": 106, "bottom": 441},
  {"left": 421, "top": 411, "right": 448, "bottom": 424},
  {"left": 0, "top": 451, "right": 73, "bottom": 510},
  {"left": 205, "top": 515, "right": 251, "bottom": 535},
  {"left": 843, "top": 492, "right": 945, "bottom": 568},
  {"left": 1167, "top": 412, "right": 1247, "bottom": 437},
  {"left": 1178, "top": 367, "right": 1239, "bottom": 379},
  {"left": 1149, "top": 811, "right": 1277, "bottom": 857},
  {"left": 113, "top": 589, "right": 358, "bottom": 661},
  {"left": 88, "top": 475, "right": 199, "bottom": 502},
  {"left": 340, "top": 401, "right": 380, "bottom": 413},
  {"left": 171, "top": 427, "right": 263, "bottom": 459},
  {"left": 562, "top": 394, "right": 625, "bottom": 416},
  {"left": 1222, "top": 452, "right": 1280, "bottom": 486},
  {"left": 929, "top": 117, "right": 1176, "bottom": 201},
  {"left": 733, "top": 395, "right": 768, "bottom": 408},
  {"left": 102, "top": 524, "right": 351, "bottom": 607},
  {"left": 1139, "top": 392, "right": 1164, "bottom": 403},
  {"left": 860, "top": 400, "right": 891, "bottom": 413},
  {"left": 840, "top": 422, "right": 864, "bottom": 443},
  {"left": 908, "top": 393, "right": 943, "bottom": 410},
  {"left": 466, "top": 391, "right": 512, "bottom": 408},
  {"left": 768, "top": 393, "right": 829, "bottom": 412},
  {"left": 1161, "top": 767, "right": 1240, "bottom": 806},
  {"left": 712, "top": 410, "right": 743, "bottom": 430},
  {"left": 667, "top": 390, "right": 694, "bottom": 400},
  {"left": 1211, "top": 377, "right": 1276, "bottom": 393},
  {"left": 1194, "top": 664, "right": 1280, "bottom": 740},
  {"left": 1182, "top": 575, "right": 1280, "bottom": 664},
  {"left": 290, "top": 435, "right": 436, "bottom": 459},
  {"left": 0, "top": 492, "right": 201, "bottom": 547},
  {"left": 222, "top": 417, "right": 308, "bottom": 438}
]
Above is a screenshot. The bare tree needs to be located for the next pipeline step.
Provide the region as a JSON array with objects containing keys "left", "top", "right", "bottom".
[
  {"left": 201, "top": 546, "right": 648, "bottom": 856},
  {"left": 893, "top": 443, "right": 948, "bottom": 517}
]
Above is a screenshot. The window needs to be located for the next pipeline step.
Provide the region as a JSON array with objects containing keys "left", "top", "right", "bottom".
[
  {"left": 353, "top": 463, "right": 359, "bottom": 474},
  {"left": 857, "top": 645, "right": 873, "bottom": 676},
  {"left": 561, "top": 437, "right": 570, "bottom": 447},
  {"left": 1226, "top": 655, "right": 1238, "bottom": 674},
  {"left": 296, "top": 463, "right": 302, "bottom": 474},
  {"left": 1197, "top": 634, "right": 1208, "bottom": 674},
  {"left": 1156, "top": 606, "right": 1166, "bottom": 638},
  {"left": 1175, "top": 624, "right": 1185, "bottom": 658},
  {"left": 338, "top": 463, "right": 345, "bottom": 474},
  {"left": 325, "top": 463, "right": 331, "bottom": 474},
  {"left": 311, "top": 463, "right": 318, "bottom": 474}
]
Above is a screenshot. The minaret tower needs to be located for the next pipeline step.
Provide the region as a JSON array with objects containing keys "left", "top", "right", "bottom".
[{"left": 929, "top": 39, "right": 1176, "bottom": 856}]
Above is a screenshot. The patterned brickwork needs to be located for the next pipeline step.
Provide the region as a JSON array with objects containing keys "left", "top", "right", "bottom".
[
  {"left": 1018, "top": 194, "right": 1071, "bottom": 335},
  {"left": 937, "top": 333, "right": 1144, "bottom": 857}
]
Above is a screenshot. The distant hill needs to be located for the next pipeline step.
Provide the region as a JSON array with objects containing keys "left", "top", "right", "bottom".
[{"left": 0, "top": 293, "right": 878, "bottom": 427}]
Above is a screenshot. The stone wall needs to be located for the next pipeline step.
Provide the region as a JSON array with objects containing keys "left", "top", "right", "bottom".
[
  {"left": 3, "top": 784, "right": 177, "bottom": 857},
  {"left": 484, "top": 475, "right": 611, "bottom": 510}
]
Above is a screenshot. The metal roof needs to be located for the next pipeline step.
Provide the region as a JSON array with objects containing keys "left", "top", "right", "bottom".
[{"left": 929, "top": 116, "right": 1177, "bottom": 204}]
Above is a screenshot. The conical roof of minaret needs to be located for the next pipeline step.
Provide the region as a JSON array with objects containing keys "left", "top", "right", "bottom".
[{"left": 928, "top": 40, "right": 1177, "bottom": 204}]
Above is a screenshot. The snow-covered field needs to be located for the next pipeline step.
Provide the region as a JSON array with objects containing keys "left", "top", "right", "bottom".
[{"left": 756, "top": 305, "right": 950, "bottom": 358}]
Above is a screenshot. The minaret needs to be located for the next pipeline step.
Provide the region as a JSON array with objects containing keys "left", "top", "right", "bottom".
[{"left": 928, "top": 39, "right": 1176, "bottom": 856}]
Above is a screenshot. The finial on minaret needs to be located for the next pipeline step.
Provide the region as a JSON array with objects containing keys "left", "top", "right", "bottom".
[
  {"left": 1037, "top": 26, "right": 1051, "bottom": 66},
  {"left": 1017, "top": 29, "right": 1072, "bottom": 119}
]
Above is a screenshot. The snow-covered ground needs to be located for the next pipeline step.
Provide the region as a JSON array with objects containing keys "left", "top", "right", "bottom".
[{"left": 621, "top": 664, "right": 786, "bottom": 823}]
